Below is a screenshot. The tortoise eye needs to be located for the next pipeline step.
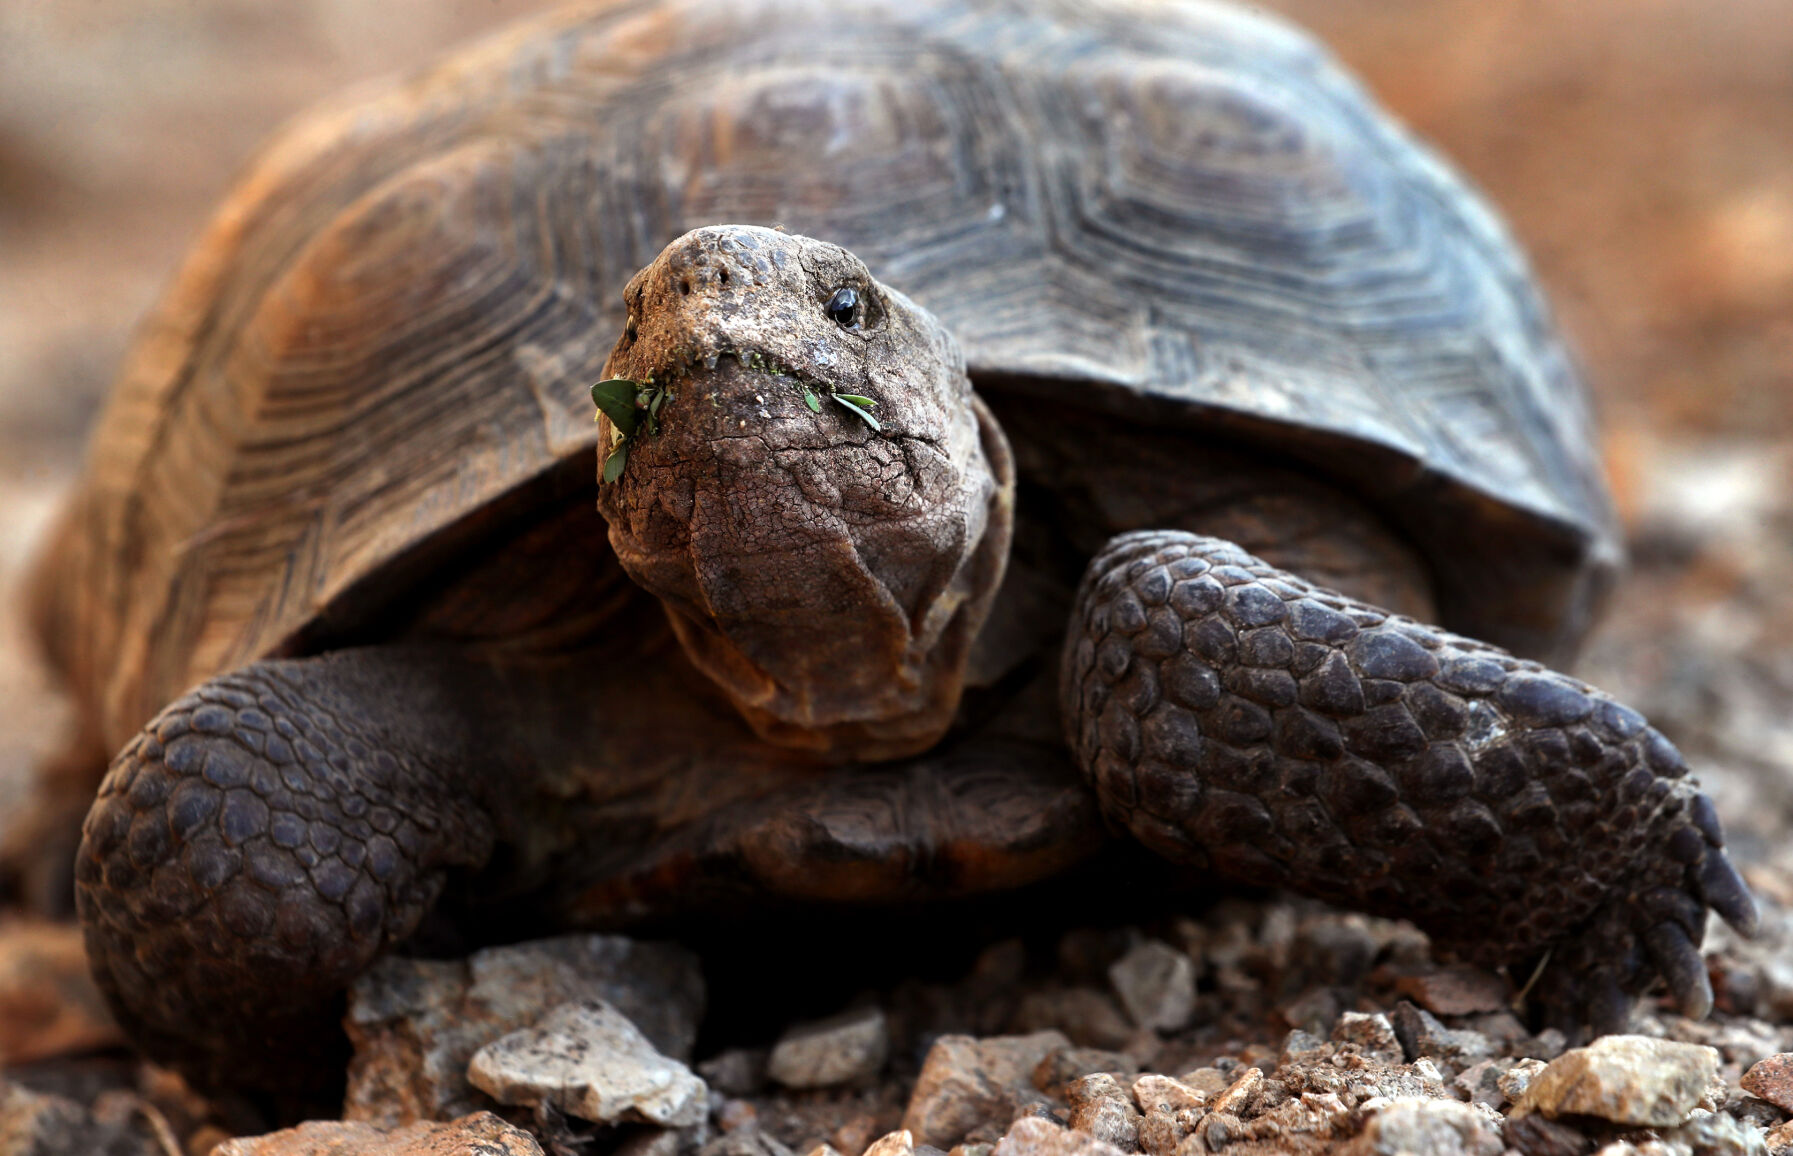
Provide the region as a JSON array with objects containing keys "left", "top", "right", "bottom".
[{"left": 825, "top": 287, "right": 860, "bottom": 328}]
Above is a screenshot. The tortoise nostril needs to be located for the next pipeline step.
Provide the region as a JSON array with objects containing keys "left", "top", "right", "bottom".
[
  {"left": 679, "top": 280, "right": 691, "bottom": 296},
  {"left": 719, "top": 268, "right": 729, "bottom": 285}
]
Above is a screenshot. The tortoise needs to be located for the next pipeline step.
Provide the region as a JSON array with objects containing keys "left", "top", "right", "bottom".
[{"left": 25, "top": 0, "right": 1756, "bottom": 1090}]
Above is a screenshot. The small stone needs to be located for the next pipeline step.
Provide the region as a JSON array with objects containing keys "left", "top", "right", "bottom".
[
  {"left": 1390, "top": 1002, "right": 1495, "bottom": 1066},
  {"left": 0, "top": 1080, "right": 157, "bottom": 1156},
  {"left": 1501, "top": 1059, "right": 1550, "bottom": 1104},
  {"left": 619, "top": 1130, "right": 689, "bottom": 1156},
  {"left": 1340, "top": 1098, "right": 1503, "bottom": 1156},
  {"left": 1393, "top": 969, "right": 1511, "bottom": 1016},
  {"left": 833, "top": 1117, "right": 878, "bottom": 1156},
  {"left": 718, "top": 1100, "right": 759, "bottom": 1133},
  {"left": 1513, "top": 1035, "right": 1721, "bottom": 1127},
  {"left": 1031, "top": 1048, "right": 1138, "bottom": 1095},
  {"left": 1106, "top": 943, "right": 1194, "bottom": 1033},
  {"left": 1766, "top": 1120, "right": 1793, "bottom": 1154},
  {"left": 1280, "top": 986, "right": 1343, "bottom": 1037},
  {"left": 1657, "top": 1113, "right": 1767, "bottom": 1156},
  {"left": 1178, "top": 1069, "right": 1232, "bottom": 1096},
  {"left": 467, "top": 1000, "right": 707, "bottom": 1127},
  {"left": 344, "top": 934, "right": 703, "bottom": 1127},
  {"left": 804, "top": 1146, "right": 845, "bottom": 1156},
  {"left": 1130, "top": 1074, "right": 1206, "bottom": 1115},
  {"left": 1064, "top": 1075, "right": 1139, "bottom": 1152},
  {"left": 1013, "top": 990, "right": 1135, "bottom": 1051},
  {"left": 768, "top": 1007, "right": 889, "bottom": 1089},
  {"left": 700, "top": 1130, "right": 797, "bottom": 1156},
  {"left": 993, "top": 1117, "right": 1126, "bottom": 1156},
  {"left": 1745, "top": 1055, "right": 1793, "bottom": 1112},
  {"left": 1499, "top": 1113, "right": 1592, "bottom": 1156},
  {"left": 0, "top": 919, "right": 124, "bottom": 1065},
  {"left": 1207, "top": 1066, "right": 1264, "bottom": 1118},
  {"left": 1453, "top": 1058, "right": 1513, "bottom": 1109},
  {"left": 1279, "top": 1029, "right": 1330, "bottom": 1068},
  {"left": 864, "top": 1132, "right": 914, "bottom": 1156},
  {"left": 700, "top": 1049, "right": 768, "bottom": 1097},
  {"left": 1332, "top": 1011, "right": 1405, "bottom": 1065},
  {"left": 903, "top": 1033, "right": 1072, "bottom": 1149},
  {"left": 212, "top": 1111, "right": 543, "bottom": 1154}
]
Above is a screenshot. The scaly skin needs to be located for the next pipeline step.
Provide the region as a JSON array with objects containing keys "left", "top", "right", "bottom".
[
  {"left": 1063, "top": 530, "right": 1757, "bottom": 1030},
  {"left": 76, "top": 653, "right": 500, "bottom": 1090}
]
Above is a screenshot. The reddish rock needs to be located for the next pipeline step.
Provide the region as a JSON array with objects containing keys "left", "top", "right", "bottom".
[
  {"left": 212, "top": 1111, "right": 542, "bottom": 1154},
  {"left": 1743, "top": 1053, "right": 1793, "bottom": 1112}
]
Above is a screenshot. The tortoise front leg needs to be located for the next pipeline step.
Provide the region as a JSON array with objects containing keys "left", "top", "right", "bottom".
[
  {"left": 1063, "top": 530, "right": 1757, "bottom": 1034},
  {"left": 75, "top": 648, "right": 505, "bottom": 1090}
]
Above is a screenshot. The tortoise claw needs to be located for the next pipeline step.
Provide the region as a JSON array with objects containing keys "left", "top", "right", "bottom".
[
  {"left": 1698, "top": 849, "right": 1759, "bottom": 937},
  {"left": 1644, "top": 922, "right": 1713, "bottom": 1019}
]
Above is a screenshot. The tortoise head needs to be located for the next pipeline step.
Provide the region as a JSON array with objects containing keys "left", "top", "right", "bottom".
[{"left": 594, "top": 225, "right": 1014, "bottom": 761}]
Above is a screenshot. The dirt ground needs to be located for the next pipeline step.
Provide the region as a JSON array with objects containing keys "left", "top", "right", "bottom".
[{"left": 0, "top": 0, "right": 1789, "bottom": 1075}]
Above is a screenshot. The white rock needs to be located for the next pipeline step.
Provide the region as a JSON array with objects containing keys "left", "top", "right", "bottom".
[
  {"left": 468, "top": 1000, "right": 707, "bottom": 1127},
  {"left": 863, "top": 1131, "right": 914, "bottom": 1156},
  {"left": 767, "top": 1007, "right": 889, "bottom": 1089},
  {"left": 1106, "top": 942, "right": 1194, "bottom": 1033},
  {"left": 1341, "top": 1098, "right": 1503, "bottom": 1156},
  {"left": 1512, "top": 1034, "right": 1720, "bottom": 1127}
]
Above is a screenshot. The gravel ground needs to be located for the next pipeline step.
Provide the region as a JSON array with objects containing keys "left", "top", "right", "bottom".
[{"left": 1, "top": 2, "right": 1790, "bottom": 1153}]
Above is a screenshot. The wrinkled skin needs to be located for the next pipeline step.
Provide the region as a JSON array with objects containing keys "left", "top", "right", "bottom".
[
  {"left": 76, "top": 226, "right": 1757, "bottom": 1092},
  {"left": 595, "top": 230, "right": 1012, "bottom": 761}
]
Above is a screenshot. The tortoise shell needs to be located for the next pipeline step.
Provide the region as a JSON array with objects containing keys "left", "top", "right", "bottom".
[{"left": 30, "top": 0, "right": 1617, "bottom": 752}]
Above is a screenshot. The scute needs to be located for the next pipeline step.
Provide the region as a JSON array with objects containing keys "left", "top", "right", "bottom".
[{"left": 35, "top": 0, "right": 1615, "bottom": 751}]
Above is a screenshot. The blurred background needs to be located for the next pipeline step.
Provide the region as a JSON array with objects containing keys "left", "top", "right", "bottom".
[{"left": 1, "top": 0, "right": 1790, "bottom": 852}]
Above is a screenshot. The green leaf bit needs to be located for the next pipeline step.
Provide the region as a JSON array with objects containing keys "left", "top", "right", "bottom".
[
  {"left": 830, "top": 392, "right": 881, "bottom": 431},
  {"left": 592, "top": 378, "right": 673, "bottom": 483}
]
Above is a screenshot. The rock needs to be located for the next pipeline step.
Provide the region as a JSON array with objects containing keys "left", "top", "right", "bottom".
[
  {"left": 767, "top": 1007, "right": 889, "bottom": 1090},
  {"left": 1502, "top": 1114, "right": 1592, "bottom": 1156},
  {"left": 1513, "top": 1035, "right": 1721, "bottom": 1127},
  {"left": 1766, "top": 1120, "right": 1793, "bottom": 1155},
  {"left": 1207, "top": 1066, "right": 1264, "bottom": 1118},
  {"left": 344, "top": 934, "right": 703, "bottom": 1126},
  {"left": 1106, "top": 943, "right": 1194, "bottom": 1034},
  {"left": 1129, "top": 1075, "right": 1206, "bottom": 1115},
  {"left": 699, "top": 1130, "right": 796, "bottom": 1156},
  {"left": 903, "top": 1033, "right": 1072, "bottom": 1149},
  {"left": 1392, "top": 969, "right": 1511, "bottom": 1017},
  {"left": 1129, "top": 1075, "right": 1206, "bottom": 1156},
  {"left": 468, "top": 1001, "right": 706, "bottom": 1127},
  {"left": 211, "top": 1111, "right": 543, "bottom": 1155},
  {"left": 1031, "top": 1048, "right": 1138, "bottom": 1096},
  {"left": 803, "top": 1146, "right": 845, "bottom": 1156},
  {"left": 1501, "top": 1059, "right": 1551, "bottom": 1105},
  {"left": 1453, "top": 1059, "right": 1515, "bottom": 1109},
  {"left": 1389, "top": 1002, "right": 1496, "bottom": 1067},
  {"left": 618, "top": 1130, "right": 690, "bottom": 1156},
  {"left": 832, "top": 1117, "right": 878, "bottom": 1156},
  {"left": 1332, "top": 1012, "right": 1405, "bottom": 1066},
  {"left": 993, "top": 1118, "right": 1126, "bottom": 1156},
  {"left": 1012, "top": 990, "right": 1135, "bottom": 1051},
  {"left": 1745, "top": 1055, "right": 1793, "bottom": 1112},
  {"left": 1279, "top": 1029, "right": 1330, "bottom": 1068},
  {"left": 864, "top": 1132, "right": 914, "bottom": 1156},
  {"left": 1657, "top": 1113, "right": 1768, "bottom": 1156},
  {"left": 0, "top": 919, "right": 124, "bottom": 1065},
  {"left": 1280, "top": 986, "right": 1343, "bottom": 1038},
  {"left": 0, "top": 1080, "right": 157, "bottom": 1156},
  {"left": 1063, "top": 1074, "right": 1138, "bottom": 1152},
  {"left": 1340, "top": 1098, "right": 1503, "bottom": 1156},
  {"left": 700, "top": 1049, "right": 769, "bottom": 1097}
]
